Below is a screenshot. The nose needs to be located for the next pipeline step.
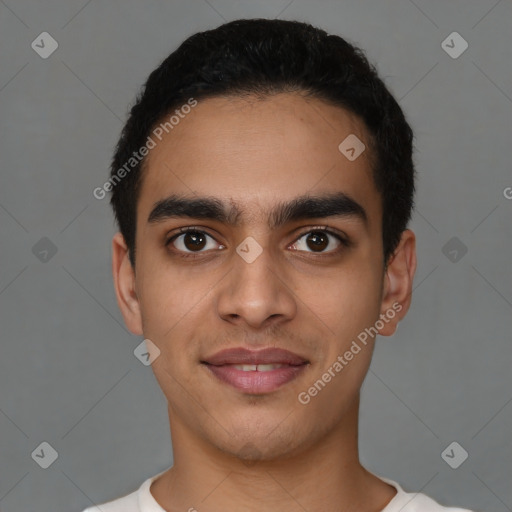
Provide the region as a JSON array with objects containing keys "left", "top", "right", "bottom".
[{"left": 216, "top": 237, "right": 297, "bottom": 330}]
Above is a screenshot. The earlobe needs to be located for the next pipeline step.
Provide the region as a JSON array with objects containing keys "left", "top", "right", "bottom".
[
  {"left": 112, "top": 232, "right": 143, "bottom": 336},
  {"left": 377, "top": 229, "right": 417, "bottom": 337}
]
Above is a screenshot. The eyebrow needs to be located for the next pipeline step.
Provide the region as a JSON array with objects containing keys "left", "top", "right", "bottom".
[{"left": 147, "top": 192, "right": 368, "bottom": 230}]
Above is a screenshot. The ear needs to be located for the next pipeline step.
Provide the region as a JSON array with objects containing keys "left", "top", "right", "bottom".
[
  {"left": 377, "top": 229, "right": 417, "bottom": 336},
  {"left": 112, "top": 232, "right": 143, "bottom": 336}
]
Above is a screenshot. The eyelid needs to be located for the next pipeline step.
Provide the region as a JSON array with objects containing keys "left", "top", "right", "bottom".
[
  {"left": 293, "top": 225, "right": 351, "bottom": 247},
  {"left": 165, "top": 226, "right": 222, "bottom": 247}
]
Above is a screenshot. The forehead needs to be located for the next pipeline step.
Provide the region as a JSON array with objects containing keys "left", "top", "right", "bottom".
[{"left": 137, "top": 93, "right": 381, "bottom": 231}]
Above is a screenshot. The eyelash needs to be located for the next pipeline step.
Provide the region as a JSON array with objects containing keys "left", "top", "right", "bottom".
[{"left": 165, "top": 225, "right": 351, "bottom": 259}]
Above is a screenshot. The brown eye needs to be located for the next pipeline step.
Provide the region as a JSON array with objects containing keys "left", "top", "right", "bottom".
[
  {"left": 182, "top": 231, "right": 207, "bottom": 251},
  {"left": 305, "top": 231, "right": 329, "bottom": 252},
  {"left": 290, "top": 228, "right": 347, "bottom": 254},
  {"left": 167, "top": 229, "right": 222, "bottom": 255}
]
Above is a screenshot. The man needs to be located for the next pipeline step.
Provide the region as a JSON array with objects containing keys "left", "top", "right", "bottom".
[{"left": 84, "top": 18, "right": 473, "bottom": 512}]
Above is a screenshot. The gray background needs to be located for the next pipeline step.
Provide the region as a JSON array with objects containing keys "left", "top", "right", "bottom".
[{"left": 1, "top": 1, "right": 511, "bottom": 511}]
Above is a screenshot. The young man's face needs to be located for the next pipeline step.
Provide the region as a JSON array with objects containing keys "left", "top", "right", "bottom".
[{"left": 113, "top": 93, "right": 415, "bottom": 461}]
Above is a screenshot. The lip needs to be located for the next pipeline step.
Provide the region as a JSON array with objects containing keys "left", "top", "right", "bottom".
[
  {"left": 203, "top": 362, "right": 309, "bottom": 393},
  {"left": 201, "top": 347, "right": 310, "bottom": 394},
  {"left": 201, "top": 347, "right": 309, "bottom": 366}
]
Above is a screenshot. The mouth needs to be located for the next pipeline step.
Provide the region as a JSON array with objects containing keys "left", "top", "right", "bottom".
[
  {"left": 201, "top": 361, "right": 309, "bottom": 393},
  {"left": 218, "top": 363, "right": 300, "bottom": 371},
  {"left": 200, "top": 347, "right": 310, "bottom": 393}
]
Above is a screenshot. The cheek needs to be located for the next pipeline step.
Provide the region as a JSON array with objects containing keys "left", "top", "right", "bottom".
[
  {"left": 296, "top": 269, "right": 381, "bottom": 414},
  {"left": 138, "top": 275, "right": 202, "bottom": 394},
  {"left": 297, "top": 262, "right": 383, "bottom": 339},
  {"left": 136, "top": 267, "right": 200, "bottom": 346}
]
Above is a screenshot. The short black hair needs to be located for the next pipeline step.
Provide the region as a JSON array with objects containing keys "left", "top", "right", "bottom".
[{"left": 109, "top": 18, "right": 415, "bottom": 268}]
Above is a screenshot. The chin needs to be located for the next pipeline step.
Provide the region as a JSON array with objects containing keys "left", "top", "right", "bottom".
[{"left": 209, "top": 416, "right": 307, "bottom": 462}]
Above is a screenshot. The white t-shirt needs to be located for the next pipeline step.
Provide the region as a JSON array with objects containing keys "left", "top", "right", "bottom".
[{"left": 82, "top": 468, "right": 474, "bottom": 512}]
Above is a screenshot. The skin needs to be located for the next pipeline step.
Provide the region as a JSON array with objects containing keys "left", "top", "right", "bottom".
[{"left": 112, "top": 92, "right": 416, "bottom": 512}]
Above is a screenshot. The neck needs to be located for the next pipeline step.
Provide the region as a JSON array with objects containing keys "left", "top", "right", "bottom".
[{"left": 151, "top": 395, "right": 396, "bottom": 512}]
